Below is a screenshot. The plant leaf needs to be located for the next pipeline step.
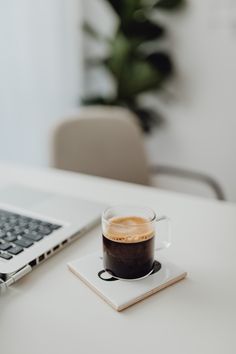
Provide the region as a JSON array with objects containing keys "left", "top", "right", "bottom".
[
  {"left": 115, "top": 60, "right": 164, "bottom": 99},
  {"left": 145, "top": 52, "right": 173, "bottom": 76},
  {"left": 106, "top": 34, "right": 131, "bottom": 79},
  {"left": 83, "top": 22, "right": 100, "bottom": 39},
  {"left": 130, "top": 106, "right": 163, "bottom": 132},
  {"left": 121, "top": 18, "right": 165, "bottom": 41},
  {"left": 83, "top": 22, "right": 110, "bottom": 42},
  {"left": 103, "top": 0, "right": 143, "bottom": 19},
  {"left": 106, "top": 35, "right": 166, "bottom": 98},
  {"left": 103, "top": 0, "right": 123, "bottom": 16},
  {"left": 82, "top": 97, "right": 116, "bottom": 105},
  {"left": 154, "top": 0, "right": 185, "bottom": 10}
]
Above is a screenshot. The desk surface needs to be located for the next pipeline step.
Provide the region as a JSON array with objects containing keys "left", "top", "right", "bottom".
[{"left": 0, "top": 163, "right": 236, "bottom": 354}]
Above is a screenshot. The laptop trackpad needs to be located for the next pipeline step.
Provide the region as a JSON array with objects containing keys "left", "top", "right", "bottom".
[
  {"left": 0, "top": 184, "right": 103, "bottom": 224},
  {"left": 0, "top": 185, "right": 54, "bottom": 208}
]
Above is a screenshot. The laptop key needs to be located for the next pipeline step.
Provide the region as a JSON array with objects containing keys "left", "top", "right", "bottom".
[
  {"left": 18, "top": 220, "right": 28, "bottom": 227},
  {"left": 23, "top": 228, "right": 30, "bottom": 234},
  {"left": 40, "top": 221, "right": 52, "bottom": 227},
  {"left": 0, "top": 231, "right": 6, "bottom": 238},
  {"left": 0, "top": 242, "right": 11, "bottom": 251},
  {"left": 3, "top": 234, "right": 17, "bottom": 242},
  {"left": 51, "top": 224, "right": 61, "bottom": 230},
  {"left": 14, "top": 238, "right": 34, "bottom": 248},
  {"left": 0, "top": 215, "right": 7, "bottom": 222},
  {"left": 24, "top": 233, "right": 43, "bottom": 241},
  {"left": 8, "top": 245, "right": 24, "bottom": 255},
  {"left": 13, "top": 226, "right": 25, "bottom": 234},
  {"left": 9, "top": 217, "right": 18, "bottom": 225},
  {"left": 28, "top": 222, "right": 40, "bottom": 231},
  {"left": 0, "top": 252, "right": 13, "bottom": 260},
  {"left": 39, "top": 226, "right": 52, "bottom": 235},
  {"left": 2, "top": 224, "right": 12, "bottom": 232}
]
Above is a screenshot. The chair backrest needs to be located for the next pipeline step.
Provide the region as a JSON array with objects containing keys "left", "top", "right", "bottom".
[{"left": 52, "top": 106, "right": 150, "bottom": 185}]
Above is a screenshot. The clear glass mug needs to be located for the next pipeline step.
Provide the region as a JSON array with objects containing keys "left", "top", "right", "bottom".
[{"left": 102, "top": 205, "right": 171, "bottom": 280}]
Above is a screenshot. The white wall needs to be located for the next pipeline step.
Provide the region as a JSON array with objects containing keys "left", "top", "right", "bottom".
[
  {"left": 84, "top": 0, "right": 236, "bottom": 201},
  {"left": 0, "top": 0, "right": 82, "bottom": 165},
  {"left": 146, "top": 0, "right": 236, "bottom": 201}
]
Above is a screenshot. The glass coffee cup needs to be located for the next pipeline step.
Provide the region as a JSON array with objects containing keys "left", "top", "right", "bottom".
[{"left": 102, "top": 205, "right": 171, "bottom": 280}]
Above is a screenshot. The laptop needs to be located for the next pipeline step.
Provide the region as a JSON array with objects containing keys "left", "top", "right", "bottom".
[{"left": 0, "top": 184, "right": 106, "bottom": 289}]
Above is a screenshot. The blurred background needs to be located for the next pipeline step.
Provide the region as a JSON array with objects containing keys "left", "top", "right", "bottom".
[{"left": 0, "top": 0, "right": 235, "bottom": 201}]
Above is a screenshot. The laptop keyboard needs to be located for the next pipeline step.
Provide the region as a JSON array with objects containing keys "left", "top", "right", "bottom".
[{"left": 0, "top": 209, "right": 62, "bottom": 260}]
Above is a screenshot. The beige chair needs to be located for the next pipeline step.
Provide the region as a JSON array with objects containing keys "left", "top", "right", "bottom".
[{"left": 52, "top": 106, "right": 225, "bottom": 200}]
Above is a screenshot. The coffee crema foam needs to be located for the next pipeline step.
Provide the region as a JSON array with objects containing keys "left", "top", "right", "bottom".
[{"left": 104, "top": 216, "right": 154, "bottom": 243}]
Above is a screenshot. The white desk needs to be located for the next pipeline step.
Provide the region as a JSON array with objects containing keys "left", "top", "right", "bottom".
[{"left": 0, "top": 163, "right": 236, "bottom": 354}]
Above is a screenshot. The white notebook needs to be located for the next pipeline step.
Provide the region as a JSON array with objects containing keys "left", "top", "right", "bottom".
[{"left": 68, "top": 252, "right": 187, "bottom": 311}]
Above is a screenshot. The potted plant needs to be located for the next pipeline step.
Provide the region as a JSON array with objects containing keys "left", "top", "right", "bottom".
[{"left": 83, "top": 0, "right": 184, "bottom": 132}]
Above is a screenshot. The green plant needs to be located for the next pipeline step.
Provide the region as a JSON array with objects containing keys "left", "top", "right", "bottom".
[{"left": 83, "top": 0, "right": 184, "bottom": 132}]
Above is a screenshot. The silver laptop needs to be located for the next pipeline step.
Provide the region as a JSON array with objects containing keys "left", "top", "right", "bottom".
[{"left": 0, "top": 185, "right": 106, "bottom": 289}]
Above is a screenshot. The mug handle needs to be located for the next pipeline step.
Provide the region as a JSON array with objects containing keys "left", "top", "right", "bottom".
[{"left": 155, "top": 215, "right": 172, "bottom": 251}]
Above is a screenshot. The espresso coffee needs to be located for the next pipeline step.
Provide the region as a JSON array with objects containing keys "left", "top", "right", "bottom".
[{"left": 103, "top": 216, "right": 155, "bottom": 279}]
